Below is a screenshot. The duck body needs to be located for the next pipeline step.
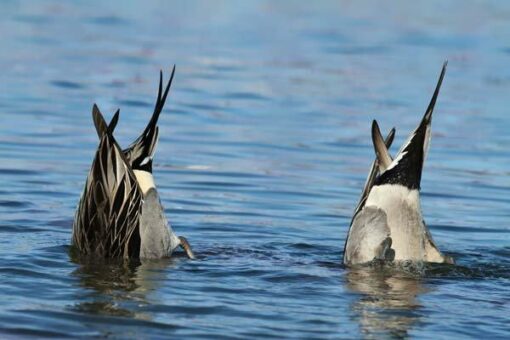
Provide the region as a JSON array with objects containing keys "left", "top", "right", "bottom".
[
  {"left": 343, "top": 62, "right": 453, "bottom": 267},
  {"left": 345, "top": 184, "right": 447, "bottom": 265},
  {"left": 72, "top": 67, "right": 194, "bottom": 260}
]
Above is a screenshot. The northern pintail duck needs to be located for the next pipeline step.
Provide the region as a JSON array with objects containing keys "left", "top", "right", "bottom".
[
  {"left": 72, "top": 67, "right": 194, "bottom": 260},
  {"left": 343, "top": 62, "right": 454, "bottom": 266}
]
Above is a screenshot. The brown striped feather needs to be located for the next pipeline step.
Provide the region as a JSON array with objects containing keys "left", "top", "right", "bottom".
[{"left": 73, "top": 115, "right": 142, "bottom": 259}]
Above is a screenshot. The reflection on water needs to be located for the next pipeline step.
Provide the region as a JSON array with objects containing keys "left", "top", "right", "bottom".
[
  {"left": 346, "top": 265, "right": 429, "bottom": 338},
  {"left": 70, "top": 251, "right": 174, "bottom": 321}
]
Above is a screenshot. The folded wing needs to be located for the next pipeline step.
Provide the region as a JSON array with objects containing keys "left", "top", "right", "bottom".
[
  {"left": 352, "top": 126, "right": 395, "bottom": 218},
  {"left": 344, "top": 206, "right": 393, "bottom": 266},
  {"left": 72, "top": 106, "right": 142, "bottom": 258}
]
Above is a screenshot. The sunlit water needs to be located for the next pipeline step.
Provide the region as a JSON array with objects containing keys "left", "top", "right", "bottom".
[{"left": 1, "top": 1, "right": 509, "bottom": 338}]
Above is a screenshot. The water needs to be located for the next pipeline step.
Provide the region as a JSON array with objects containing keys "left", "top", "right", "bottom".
[{"left": 0, "top": 1, "right": 509, "bottom": 338}]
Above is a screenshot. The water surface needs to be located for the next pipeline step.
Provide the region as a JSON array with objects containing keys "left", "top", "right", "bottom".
[{"left": 0, "top": 1, "right": 510, "bottom": 338}]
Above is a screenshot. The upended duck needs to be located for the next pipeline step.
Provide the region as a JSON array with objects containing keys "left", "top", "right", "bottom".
[
  {"left": 72, "top": 67, "right": 194, "bottom": 260},
  {"left": 343, "top": 62, "right": 454, "bottom": 266}
]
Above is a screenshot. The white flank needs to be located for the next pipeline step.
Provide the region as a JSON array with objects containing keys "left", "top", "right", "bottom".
[{"left": 133, "top": 170, "right": 156, "bottom": 194}]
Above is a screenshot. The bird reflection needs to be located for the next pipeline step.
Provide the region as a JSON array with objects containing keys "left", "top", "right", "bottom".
[
  {"left": 345, "top": 264, "right": 431, "bottom": 339},
  {"left": 69, "top": 249, "right": 177, "bottom": 320}
]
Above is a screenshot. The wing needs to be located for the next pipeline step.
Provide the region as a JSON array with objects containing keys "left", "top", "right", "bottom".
[
  {"left": 123, "top": 67, "right": 175, "bottom": 172},
  {"left": 352, "top": 126, "right": 395, "bottom": 219},
  {"left": 92, "top": 104, "right": 119, "bottom": 138},
  {"left": 73, "top": 111, "right": 142, "bottom": 259},
  {"left": 344, "top": 206, "right": 393, "bottom": 266},
  {"left": 371, "top": 120, "right": 393, "bottom": 172}
]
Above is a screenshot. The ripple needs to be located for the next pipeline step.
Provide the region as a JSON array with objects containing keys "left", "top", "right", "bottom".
[
  {"left": 0, "top": 168, "right": 39, "bottom": 176},
  {"left": 0, "top": 224, "right": 46, "bottom": 233},
  {"left": 224, "top": 92, "right": 269, "bottom": 101},
  {"left": 117, "top": 99, "right": 151, "bottom": 108},
  {"left": 0, "top": 200, "right": 31, "bottom": 208},
  {"left": 87, "top": 16, "right": 130, "bottom": 26},
  {"left": 50, "top": 81, "right": 85, "bottom": 90}
]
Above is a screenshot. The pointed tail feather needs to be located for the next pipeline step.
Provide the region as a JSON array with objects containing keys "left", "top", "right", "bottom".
[
  {"left": 423, "top": 60, "right": 447, "bottom": 124},
  {"left": 376, "top": 62, "right": 447, "bottom": 190},
  {"left": 92, "top": 104, "right": 120, "bottom": 138},
  {"left": 123, "top": 66, "right": 176, "bottom": 171}
]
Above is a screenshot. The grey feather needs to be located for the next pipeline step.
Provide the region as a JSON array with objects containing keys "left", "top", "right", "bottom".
[
  {"left": 92, "top": 104, "right": 119, "bottom": 138},
  {"left": 423, "top": 219, "right": 455, "bottom": 264},
  {"left": 344, "top": 207, "right": 393, "bottom": 266},
  {"left": 371, "top": 120, "right": 393, "bottom": 172},
  {"left": 139, "top": 188, "right": 180, "bottom": 259},
  {"left": 352, "top": 127, "right": 395, "bottom": 219}
]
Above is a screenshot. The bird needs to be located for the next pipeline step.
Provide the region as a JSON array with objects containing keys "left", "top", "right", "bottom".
[
  {"left": 343, "top": 62, "right": 454, "bottom": 266},
  {"left": 72, "top": 67, "right": 194, "bottom": 260}
]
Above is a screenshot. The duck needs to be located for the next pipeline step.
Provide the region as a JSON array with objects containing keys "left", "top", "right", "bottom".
[
  {"left": 343, "top": 62, "right": 453, "bottom": 266},
  {"left": 72, "top": 67, "right": 194, "bottom": 260}
]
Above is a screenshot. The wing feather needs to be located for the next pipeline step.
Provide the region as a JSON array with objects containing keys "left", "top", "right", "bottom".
[
  {"left": 352, "top": 127, "right": 395, "bottom": 218},
  {"left": 72, "top": 133, "right": 142, "bottom": 258},
  {"left": 344, "top": 207, "right": 392, "bottom": 266}
]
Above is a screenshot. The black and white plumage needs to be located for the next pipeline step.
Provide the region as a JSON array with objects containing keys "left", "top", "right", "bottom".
[
  {"left": 343, "top": 62, "right": 454, "bottom": 266},
  {"left": 123, "top": 66, "right": 175, "bottom": 173},
  {"left": 72, "top": 69, "right": 194, "bottom": 260}
]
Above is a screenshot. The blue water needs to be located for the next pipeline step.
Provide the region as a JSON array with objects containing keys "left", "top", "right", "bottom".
[{"left": 1, "top": 1, "right": 510, "bottom": 338}]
